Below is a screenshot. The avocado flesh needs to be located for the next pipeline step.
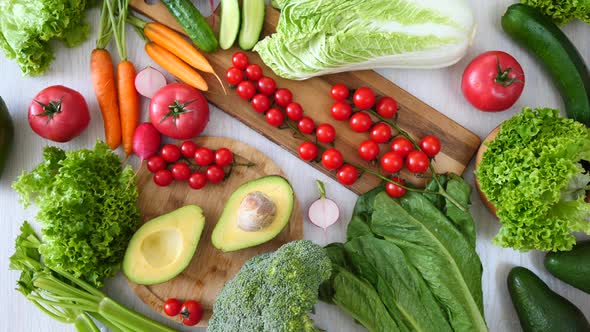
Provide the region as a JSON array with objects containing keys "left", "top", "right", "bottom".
[
  {"left": 123, "top": 205, "right": 205, "bottom": 285},
  {"left": 212, "top": 175, "right": 294, "bottom": 252}
]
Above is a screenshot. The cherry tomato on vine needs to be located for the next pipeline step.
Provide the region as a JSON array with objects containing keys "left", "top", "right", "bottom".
[
  {"left": 380, "top": 152, "right": 404, "bottom": 173},
  {"left": 406, "top": 150, "right": 430, "bottom": 173},
  {"left": 330, "top": 84, "right": 349, "bottom": 101},
  {"left": 321, "top": 148, "right": 344, "bottom": 170},
  {"left": 349, "top": 112, "right": 373, "bottom": 133},
  {"left": 194, "top": 147, "right": 214, "bottom": 166},
  {"left": 385, "top": 177, "right": 406, "bottom": 198},
  {"left": 232, "top": 52, "right": 249, "bottom": 70},
  {"left": 370, "top": 123, "right": 392, "bottom": 144},
  {"left": 180, "top": 300, "right": 203, "bottom": 326},
  {"left": 206, "top": 165, "right": 225, "bottom": 184},
  {"left": 188, "top": 172, "right": 207, "bottom": 190},
  {"left": 266, "top": 108, "right": 285, "bottom": 127},
  {"left": 358, "top": 140, "right": 380, "bottom": 161},
  {"left": 330, "top": 101, "right": 352, "bottom": 121},
  {"left": 353, "top": 87, "right": 376, "bottom": 110},
  {"left": 298, "top": 142, "right": 318, "bottom": 161},
  {"left": 376, "top": 96, "right": 398, "bottom": 118},
  {"left": 147, "top": 155, "right": 166, "bottom": 173},
  {"left": 337, "top": 164, "right": 359, "bottom": 185},
  {"left": 245, "top": 64, "right": 263, "bottom": 81},
  {"left": 251, "top": 94, "right": 271, "bottom": 113},
  {"left": 237, "top": 81, "right": 256, "bottom": 100},
  {"left": 257, "top": 77, "right": 276, "bottom": 96},
  {"left": 215, "top": 148, "right": 233, "bottom": 167},
  {"left": 419, "top": 135, "right": 441, "bottom": 157},
  {"left": 390, "top": 137, "right": 414, "bottom": 158},
  {"left": 225, "top": 67, "right": 243, "bottom": 85},
  {"left": 316, "top": 123, "right": 336, "bottom": 143},
  {"left": 163, "top": 299, "right": 182, "bottom": 317},
  {"left": 298, "top": 116, "right": 315, "bottom": 134},
  {"left": 274, "top": 88, "right": 293, "bottom": 107},
  {"left": 154, "top": 169, "right": 173, "bottom": 187},
  {"left": 180, "top": 141, "right": 198, "bottom": 159},
  {"left": 160, "top": 144, "right": 181, "bottom": 163},
  {"left": 171, "top": 162, "right": 191, "bottom": 181},
  {"left": 286, "top": 102, "right": 303, "bottom": 121}
]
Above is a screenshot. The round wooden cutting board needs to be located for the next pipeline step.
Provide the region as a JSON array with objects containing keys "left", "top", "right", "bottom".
[{"left": 127, "top": 136, "right": 303, "bottom": 326}]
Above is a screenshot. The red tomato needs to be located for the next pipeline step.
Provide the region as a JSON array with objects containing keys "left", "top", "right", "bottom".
[
  {"left": 237, "top": 81, "right": 256, "bottom": 100},
  {"left": 376, "top": 97, "right": 398, "bottom": 118},
  {"left": 163, "top": 299, "right": 182, "bottom": 317},
  {"left": 206, "top": 165, "right": 225, "bottom": 183},
  {"left": 461, "top": 51, "right": 525, "bottom": 112},
  {"left": 257, "top": 77, "right": 276, "bottom": 96},
  {"left": 232, "top": 52, "right": 249, "bottom": 69},
  {"left": 251, "top": 94, "right": 271, "bottom": 113},
  {"left": 406, "top": 151, "right": 430, "bottom": 173},
  {"left": 370, "top": 123, "right": 392, "bottom": 144},
  {"left": 147, "top": 155, "right": 166, "bottom": 173},
  {"left": 160, "top": 144, "right": 181, "bottom": 163},
  {"left": 225, "top": 67, "right": 243, "bottom": 85},
  {"left": 286, "top": 102, "right": 303, "bottom": 121},
  {"left": 337, "top": 165, "right": 359, "bottom": 185},
  {"left": 380, "top": 152, "right": 404, "bottom": 173},
  {"left": 353, "top": 87, "right": 376, "bottom": 110},
  {"left": 189, "top": 172, "right": 207, "bottom": 189},
  {"left": 266, "top": 108, "right": 285, "bottom": 127},
  {"left": 358, "top": 140, "right": 379, "bottom": 161},
  {"left": 180, "top": 141, "right": 198, "bottom": 159},
  {"left": 194, "top": 147, "right": 214, "bottom": 166},
  {"left": 298, "top": 142, "right": 318, "bottom": 161},
  {"left": 298, "top": 116, "right": 315, "bottom": 134},
  {"left": 245, "top": 64, "right": 263, "bottom": 81},
  {"left": 330, "top": 84, "right": 349, "bottom": 101},
  {"left": 171, "top": 162, "right": 191, "bottom": 181},
  {"left": 28, "top": 85, "right": 90, "bottom": 142},
  {"left": 419, "top": 135, "right": 441, "bottom": 157},
  {"left": 349, "top": 112, "right": 373, "bottom": 132},
  {"left": 391, "top": 137, "right": 414, "bottom": 158},
  {"left": 215, "top": 148, "right": 233, "bottom": 167},
  {"left": 330, "top": 101, "right": 352, "bottom": 121},
  {"left": 150, "top": 83, "right": 209, "bottom": 140},
  {"left": 316, "top": 123, "right": 336, "bottom": 143},
  {"left": 180, "top": 300, "right": 203, "bottom": 326},
  {"left": 321, "top": 149, "right": 343, "bottom": 170},
  {"left": 274, "top": 88, "right": 293, "bottom": 107},
  {"left": 385, "top": 177, "right": 406, "bottom": 198},
  {"left": 153, "top": 169, "right": 173, "bottom": 187}
]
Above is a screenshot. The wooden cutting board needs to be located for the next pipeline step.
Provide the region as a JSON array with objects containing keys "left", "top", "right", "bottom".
[
  {"left": 130, "top": 0, "right": 481, "bottom": 194},
  {"left": 128, "top": 136, "right": 303, "bottom": 326}
]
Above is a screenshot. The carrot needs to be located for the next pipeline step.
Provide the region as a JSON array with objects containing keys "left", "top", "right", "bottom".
[{"left": 145, "top": 42, "right": 209, "bottom": 91}]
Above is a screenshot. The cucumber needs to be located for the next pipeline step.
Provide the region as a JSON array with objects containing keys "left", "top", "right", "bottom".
[
  {"left": 219, "top": 0, "right": 240, "bottom": 50},
  {"left": 161, "top": 0, "right": 218, "bottom": 53},
  {"left": 508, "top": 266, "right": 590, "bottom": 332},
  {"left": 545, "top": 240, "right": 590, "bottom": 294},
  {"left": 0, "top": 96, "right": 13, "bottom": 180},
  {"left": 502, "top": 4, "right": 590, "bottom": 126},
  {"left": 238, "top": 0, "right": 265, "bottom": 50}
]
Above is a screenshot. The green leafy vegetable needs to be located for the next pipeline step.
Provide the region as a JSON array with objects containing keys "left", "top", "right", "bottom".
[
  {"left": 520, "top": 0, "right": 590, "bottom": 25},
  {"left": 476, "top": 107, "right": 590, "bottom": 251},
  {"left": 13, "top": 141, "right": 139, "bottom": 287}
]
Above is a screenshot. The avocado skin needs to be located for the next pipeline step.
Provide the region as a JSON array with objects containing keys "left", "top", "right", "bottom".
[
  {"left": 508, "top": 266, "right": 590, "bottom": 332},
  {"left": 0, "top": 96, "right": 13, "bottom": 179},
  {"left": 545, "top": 241, "right": 590, "bottom": 294}
]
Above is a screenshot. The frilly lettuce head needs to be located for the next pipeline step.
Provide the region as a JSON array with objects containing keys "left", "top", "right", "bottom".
[
  {"left": 521, "top": 0, "right": 590, "bottom": 25},
  {"left": 476, "top": 108, "right": 590, "bottom": 252}
]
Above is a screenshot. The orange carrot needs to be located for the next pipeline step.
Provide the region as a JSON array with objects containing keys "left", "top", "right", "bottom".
[
  {"left": 117, "top": 61, "right": 139, "bottom": 156},
  {"left": 145, "top": 42, "right": 209, "bottom": 91}
]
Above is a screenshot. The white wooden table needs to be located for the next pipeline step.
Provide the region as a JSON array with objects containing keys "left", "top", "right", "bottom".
[{"left": 1, "top": 1, "right": 589, "bottom": 331}]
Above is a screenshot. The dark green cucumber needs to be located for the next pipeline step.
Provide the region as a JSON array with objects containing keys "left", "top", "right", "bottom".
[
  {"left": 0, "top": 96, "right": 14, "bottom": 180},
  {"left": 239, "top": 0, "right": 265, "bottom": 50},
  {"left": 502, "top": 4, "right": 590, "bottom": 126},
  {"left": 508, "top": 266, "right": 590, "bottom": 332},
  {"left": 161, "top": 0, "right": 218, "bottom": 53},
  {"left": 545, "top": 240, "right": 590, "bottom": 294},
  {"left": 219, "top": 0, "right": 240, "bottom": 50}
]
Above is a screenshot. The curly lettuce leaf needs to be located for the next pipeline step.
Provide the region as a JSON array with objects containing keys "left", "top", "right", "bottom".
[
  {"left": 521, "top": 0, "right": 590, "bottom": 25},
  {"left": 476, "top": 108, "right": 590, "bottom": 251}
]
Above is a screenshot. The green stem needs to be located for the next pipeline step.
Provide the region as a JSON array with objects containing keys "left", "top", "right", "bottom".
[
  {"left": 53, "top": 269, "right": 104, "bottom": 298},
  {"left": 96, "top": 0, "right": 113, "bottom": 49},
  {"left": 99, "top": 298, "right": 177, "bottom": 332},
  {"left": 28, "top": 299, "right": 73, "bottom": 323},
  {"left": 126, "top": 14, "right": 147, "bottom": 30},
  {"left": 28, "top": 296, "right": 96, "bottom": 312},
  {"left": 91, "top": 313, "right": 131, "bottom": 332},
  {"left": 316, "top": 180, "right": 326, "bottom": 199},
  {"left": 75, "top": 312, "right": 100, "bottom": 332}
]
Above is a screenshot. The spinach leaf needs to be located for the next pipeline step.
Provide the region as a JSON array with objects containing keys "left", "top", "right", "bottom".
[
  {"left": 444, "top": 174, "right": 477, "bottom": 247},
  {"left": 347, "top": 185, "right": 383, "bottom": 241}
]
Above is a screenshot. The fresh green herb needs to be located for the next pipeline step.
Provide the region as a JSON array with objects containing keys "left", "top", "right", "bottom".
[{"left": 520, "top": 0, "right": 590, "bottom": 25}]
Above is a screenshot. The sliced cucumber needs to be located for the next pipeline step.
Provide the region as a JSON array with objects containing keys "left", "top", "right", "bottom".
[
  {"left": 239, "top": 0, "right": 265, "bottom": 51},
  {"left": 219, "top": 0, "right": 240, "bottom": 50}
]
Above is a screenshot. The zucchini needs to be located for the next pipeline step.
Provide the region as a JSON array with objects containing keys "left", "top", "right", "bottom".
[
  {"left": 502, "top": 4, "right": 590, "bottom": 126},
  {"left": 161, "top": 0, "right": 218, "bottom": 53},
  {"left": 0, "top": 96, "right": 13, "bottom": 180},
  {"left": 545, "top": 240, "right": 590, "bottom": 294},
  {"left": 219, "top": 0, "right": 240, "bottom": 50},
  {"left": 239, "top": 0, "right": 265, "bottom": 50}
]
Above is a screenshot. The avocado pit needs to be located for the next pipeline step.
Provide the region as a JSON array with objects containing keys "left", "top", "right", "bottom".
[{"left": 237, "top": 191, "right": 277, "bottom": 231}]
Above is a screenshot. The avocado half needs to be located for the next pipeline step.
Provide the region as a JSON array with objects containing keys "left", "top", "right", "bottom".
[
  {"left": 123, "top": 205, "right": 205, "bottom": 285},
  {"left": 212, "top": 175, "right": 294, "bottom": 252}
]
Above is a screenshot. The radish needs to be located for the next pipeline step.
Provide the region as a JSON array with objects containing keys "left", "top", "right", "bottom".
[
  {"left": 133, "top": 122, "right": 161, "bottom": 160},
  {"left": 135, "top": 66, "right": 167, "bottom": 98},
  {"left": 308, "top": 180, "right": 340, "bottom": 231}
]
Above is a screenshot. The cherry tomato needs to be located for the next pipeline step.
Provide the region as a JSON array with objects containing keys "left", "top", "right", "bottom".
[
  {"left": 461, "top": 51, "right": 525, "bottom": 112},
  {"left": 419, "top": 135, "right": 441, "bottom": 157},
  {"left": 321, "top": 148, "right": 344, "bottom": 170},
  {"left": 274, "top": 88, "right": 293, "bottom": 107},
  {"left": 390, "top": 137, "right": 414, "bottom": 158},
  {"left": 188, "top": 172, "right": 207, "bottom": 190},
  {"left": 147, "top": 155, "right": 166, "bottom": 173},
  {"left": 215, "top": 148, "right": 233, "bottom": 167},
  {"left": 180, "top": 300, "right": 203, "bottom": 326},
  {"left": 251, "top": 94, "right": 271, "bottom": 113},
  {"left": 336, "top": 165, "right": 359, "bottom": 185},
  {"left": 286, "top": 102, "right": 303, "bottom": 121},
  {"left": 232, "top": 52, "right": 249, "bottom": 70},
  {"left": 298, "top": 116, "right": 315, "bottom": 134},
  {"left": 163, "top": 299, "right": 182, "bottom": 317},
  {"left": 406, "top": 150, "right": 430, "bottom": 173},
  {"left": 370, "top": 123, "right": 392, "bottom": 144},
  {"left": 353, "top": 87, "right": 376, "bottom": 110},
  {"left": 153, "top": 169, "right": 173, "bottom": 187},
  {"left": 180, "top": 141, "right": 198, "bottom": 159},
  {"left": 206, "top": 165, "right": 225, "bottom": 184},
  {"left": 380, "top": 151, "right": 404, "bottom": 173},
  {"left": 298, "top": 142, "right": 318, "bottom": 161},
  {"left": 257, "top": 77, "right": 276, "bottom": 96},
  {"left": 330, "top": 101, "right": 352, "bottom": 121},
  {"left": 349, "top": 112, "right": 373, "bottom": 132},
  {"left": 171, "top": 162, "right": 191, "bottom": 181},
  {"left": 160, "top": 144, "right": 181, "bottom": 163},
  {"left": 376, "top": 97, "right": 398, "bottom": 118},
  {"left": 245, "top": 64, "right": 263, "bottom": 81},
  {"left": 358, "top": 140, "right": 379, "bottom": 161},
  {"left": 330, "top": 84, "right": 349, "bottom": 101},
  {"left": 237, "top": 81, "right": 256, "bottom": 100},
  {"left": 225, "top": 67, "right": 243, "bottom": 85},
  {"left": 266, "top": 108, "right": 285, "bottom": 127},
  {"left": 194, "top": 147, "right": 214, "bottom": 166},
  {"left": 316, "top": 123, "right": 336, "bottom": 143},
  {"left": 385, "top": 177, "right": 406, "bottom": 198}
]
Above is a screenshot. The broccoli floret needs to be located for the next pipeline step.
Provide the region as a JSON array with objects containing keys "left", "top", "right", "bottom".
[{"left": 209, "top": 240, "right": 332, "bottom": 332}]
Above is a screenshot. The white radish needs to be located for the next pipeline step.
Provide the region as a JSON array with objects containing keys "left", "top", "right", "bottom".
[
  {"left": 135, "top": 66, "right": 167, "bottom": 98},
  {"left": 308, "top": 180, "right": 340, "bottom": 230}
]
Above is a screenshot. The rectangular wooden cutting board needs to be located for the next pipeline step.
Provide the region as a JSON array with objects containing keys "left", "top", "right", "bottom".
[{"left": 130, "top": 0, "right": 481, "bottom": 194}]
